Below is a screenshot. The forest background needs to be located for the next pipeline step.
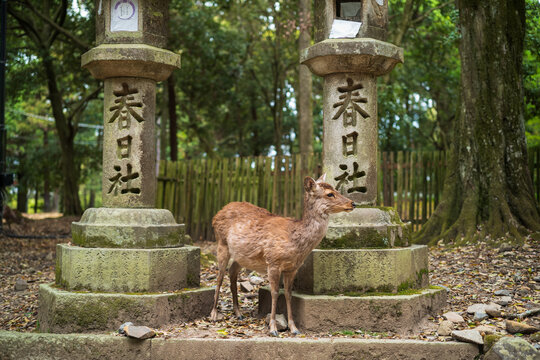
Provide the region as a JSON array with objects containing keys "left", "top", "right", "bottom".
[{"left": 4, "top": 0, "right": 540, "bottom": 240}]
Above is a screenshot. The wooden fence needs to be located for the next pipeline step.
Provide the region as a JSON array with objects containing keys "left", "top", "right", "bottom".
[{"left": 157, "top": 148, "right": 540, "bottom": 241}]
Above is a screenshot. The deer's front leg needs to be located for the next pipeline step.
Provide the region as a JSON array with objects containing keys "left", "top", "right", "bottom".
[
  {"left": 267, "top": 267, "right": 281, "bottom": 337},
  {"left": 282, "top": 270, "right": 300, "bottom": 335}
]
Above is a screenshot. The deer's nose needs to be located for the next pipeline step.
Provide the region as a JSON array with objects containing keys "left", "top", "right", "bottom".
[{"left": 351, "top": 202, "right": 357, "bottom": 208}]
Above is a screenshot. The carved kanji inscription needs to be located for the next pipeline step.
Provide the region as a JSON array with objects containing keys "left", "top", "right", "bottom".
[
  {"left": 109, "top": 83, "right": 144, "bottom": 129},
  {"left": 332, "top": 78, "right": 369, "bottom": 127},
  {"left": 334, "top": 162, "right": 367, "bottom": 194}
]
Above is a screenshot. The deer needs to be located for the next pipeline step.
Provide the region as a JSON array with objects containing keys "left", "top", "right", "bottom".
[{"left": 210, "top": 174, "right": 355, "bottom": 336}]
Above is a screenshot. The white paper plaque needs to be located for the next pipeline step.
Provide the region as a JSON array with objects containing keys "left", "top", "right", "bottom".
[
  {"left": 329, "top": 20, "right": 362, "bottom": 39},
  {"left": 111, "top": 0, "right": 139, "bottom": 32}
]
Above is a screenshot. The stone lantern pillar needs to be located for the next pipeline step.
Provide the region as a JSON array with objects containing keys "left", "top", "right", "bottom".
[
  {"left": 259, "top": 0, "right": 446, "bottom": 333},
  {"left": 38, "top": 0, "right": 213, "bottom": 333}
]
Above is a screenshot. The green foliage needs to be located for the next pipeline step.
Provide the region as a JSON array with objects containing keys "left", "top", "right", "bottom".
[{"left": 524, "top": 0, "right": 540, "bottom": 146}]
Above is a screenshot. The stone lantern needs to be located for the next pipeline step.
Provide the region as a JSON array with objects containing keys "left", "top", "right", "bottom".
[
  {"left": 38, "top": 0, "right": 213, "bottom": 333},
  {"left": 259, "top": 0, "right": 446, "bottom": 333}
]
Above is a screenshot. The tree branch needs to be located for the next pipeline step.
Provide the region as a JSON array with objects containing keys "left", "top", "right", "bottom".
[
  {"left": 25, "top": 0, "right": 90, "bottom": 51},
  {"left": 411, "top": 1, "right": 452, "bottom": 25},
  {"left": 68, "top": 84, "right": 104, "bottom": 125}
]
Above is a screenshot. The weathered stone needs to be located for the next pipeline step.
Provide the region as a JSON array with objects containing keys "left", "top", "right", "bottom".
[
  {"left": 125, "top": 325, "right": 155, "bottom": 340},
  {"left": 451, "top": 330, "right": 483, "bottom": 345},
  {"left": 495, "top": 296, "right": 513, "bottom": 306},
  {"left": 0, "top": 331, "right": 481, "bottom": 360},
  {"left": 72, "top": 208, "right": 187, "bottom": 248},
  {"left": 301, "top": 39, "right": 404, "bottom": 77},
  {"left": 259, "top": 287, "right": 447, "bottom": 333},
  {"left": 55, "top": 244, "right": 200, "bottom": 293},
  {"left": 249, "top": 276, "right": 264, "bottom": 285},
  {"left": 118, "top": 322, "right": 133, "bottom": 335},
  {"left": 494, "top": 289, "right": 512, "bottom": 296},
  {"left": 486, "top": 306, "right": 503, "bottom": 318},
  {"left": 265, "top": 314, "right": 288, "bottom": 331},
  {"left": 485, "top": 335, "right": 504, "bottom": 350},
  {"left": 505, "top": 320, "right": 540, "bottom": 334},
  {"left": 38, "top": 283, "right": 214, "bottom": 333},
  {"left": 313, "top": 0, "right": 389, "bottom": 41},
  {"left": 467, "top": 303, "right": 488, "bottom": 314},
  {"left": 82, "top": 44, "right": 180, "bottom": 82},
  {"left": 437, "top": 320, "right": 454, "bottom": 336},
  {"left": 14, "top": 278, "right": 28, "bottom": 291},
  {"left": 322, "top": 207, "right": 410, "bottom": 248},
  {"left": 530, "top": 332, "right": 540, "bottom": 342},
  {"left": 95, "top": 0, "right": 170, "bottom": 47},
  {"left": 294, "top": 245, "right": 429, "bottom": 294},
  {"left": 443, "top": 312, "right": 465, "bottom": 323},
  {"left": 474, "top": 311, "right": 489, "bottom": 322},
  {"left": 473, "top": 325, "right": 497, "bottom": 335},
  {"left": 239, "top": 281, "right": 254, "bottom": 292},
  {"left": 519, "top": 308, "right": 540, "bottom": 319},
  {"left": 484, "top": 336, "right": 539, "bottom": 360}
]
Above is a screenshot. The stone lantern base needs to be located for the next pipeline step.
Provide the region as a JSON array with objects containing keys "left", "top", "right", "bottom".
[
  {"left": 38, "top": 284, "right": 213, "bottom": 334},
  {"left": 38, "top": 207, "right": 214, "bottom": 333},
  {"left": 258, "top": 287, "right": 447, "bottom": 334}
]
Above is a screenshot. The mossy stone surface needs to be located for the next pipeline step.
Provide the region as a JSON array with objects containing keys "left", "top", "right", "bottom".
[
  {"left": 324, "top": 207, "right": 411, "bottom": 249},
  {"left": 56, "top": 244, "right": 200, "bottom": 293},
  {"left": 258, "top": 287, "right": 447, "bottom": 333},
  {"left": 294, "top": 245, "right": 429, "bottom": 295},
  {"left": 38, "top": 283, "right": 214, "bottom": 334},
  {"left": 72, "top": 208, "right": 188, "bottom": 248}
]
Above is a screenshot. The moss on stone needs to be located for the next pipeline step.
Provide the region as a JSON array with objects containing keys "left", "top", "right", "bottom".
[
  {"left": 483, "top": 334, "right": 503, "bottom": 353},
  {"left": 319, "top": 228, "right": 390, "bottom": 249}
]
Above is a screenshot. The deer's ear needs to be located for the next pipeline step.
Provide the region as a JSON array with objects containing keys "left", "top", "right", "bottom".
[
  {"left": 304, "top": 176, "right": 317, "bottom": 192},
  {"left": 316, "top": 173, "right": 327, "bottom": 183}
]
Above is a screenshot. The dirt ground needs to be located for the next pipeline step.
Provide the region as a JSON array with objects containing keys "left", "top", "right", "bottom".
[{"left": 0, "top": 214, "right": 539, "bottom": 345}]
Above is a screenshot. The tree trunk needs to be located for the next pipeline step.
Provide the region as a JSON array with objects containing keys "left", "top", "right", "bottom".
[
  {"left": 43, "top": 129, "right": 52, "bottom": 212},
  {"left": 168, "top": 76, "right": 178, "bottom": 161},
  {"left": 416, "top": 0, "right": 540, "bottom": 245},
  {"left": 16, "top": 173, "right": 28, "bottom": 213},
  {"left": 298, "top": 0, "right": 313, "bottom": 157},
  {"left": 42, "top": 54, "right": 82, "bottom": 216}
]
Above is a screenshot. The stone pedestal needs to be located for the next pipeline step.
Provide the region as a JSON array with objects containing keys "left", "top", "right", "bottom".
[
  {"left": 38, "top": 0, "right": 213, "bottom": 333},
  {"left": 258, "top": 287, "right": 447, "bottom": 334}
]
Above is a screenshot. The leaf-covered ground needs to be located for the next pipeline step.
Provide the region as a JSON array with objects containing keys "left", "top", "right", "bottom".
[{"left": 1, "top": 215, "right": 539, "bottom": 346}]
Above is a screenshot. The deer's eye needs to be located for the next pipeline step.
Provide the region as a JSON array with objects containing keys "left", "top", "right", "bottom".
[{"left": 326, "top": 193, "right": 335, "bottom": 198}]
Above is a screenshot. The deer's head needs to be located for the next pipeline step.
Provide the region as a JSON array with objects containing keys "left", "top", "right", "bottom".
[{"left": 304, "top": 174, "right": 355, "bottom": 214}]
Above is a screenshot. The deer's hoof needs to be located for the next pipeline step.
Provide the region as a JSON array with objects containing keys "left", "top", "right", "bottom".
[
  {"left": 269, "top": 330, "right": 279, "bottom": 337},
  {"left": 236, "top": 314, "right": 244, "bottom": 321},
  {"left": 291, "top": 329, "right": 301, "bottom": 336}
]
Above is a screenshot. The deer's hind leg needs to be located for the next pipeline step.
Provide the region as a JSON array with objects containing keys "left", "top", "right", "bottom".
[
  {"left": 210, "top": 239, "right": 230, "bottom": 321},
  {"left": 229, "top": 261, "right": 243, "bottom": 320}
]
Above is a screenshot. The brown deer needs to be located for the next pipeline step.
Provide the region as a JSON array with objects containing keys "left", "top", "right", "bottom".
[{"left": 210, "top": 174, "right": 355, "bottom": 336}]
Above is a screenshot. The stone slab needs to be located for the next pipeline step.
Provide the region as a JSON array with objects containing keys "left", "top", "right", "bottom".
[
  {"left": 294, "top": 245, "right": 429, "bottom": 294},
  {"left": 56, "top": 244, "right": 200, "bottom": 293},
  {"left": 72, "top": 208, "right": 188, "bottom": 248},
  {"left": 38, "top": 283, "right": 214, "bottom": 334},
  {"left": 0, "top": 331, "right": 480, "bottom": 360},
  {"left": 258, "top": 288, "right": 447, "bottom": 333},
  {"left": 301, "top": 39, "right": 404, "bottom": 77},
  {"left": 82, "top": 44, "right": 180, "bottom": 81},
  {"left": 323, "top": 207, "right": 411, "bottom": 248}
]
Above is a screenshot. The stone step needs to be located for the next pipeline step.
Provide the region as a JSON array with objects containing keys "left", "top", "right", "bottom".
[
  {"left": 38, "top": 283, "right": 214, "bottom": 333},
  {"left": 56, "top": 244, "right": 201, "bottom": 293},
  {"left": 258, "top": 287, "right": 447, "bottom": 333},
  {"left": 295, "top": 245, "right": 429, "bottom": 294},
  {"left": 0, "top": 331, "right": 480, "bottom": 360}
]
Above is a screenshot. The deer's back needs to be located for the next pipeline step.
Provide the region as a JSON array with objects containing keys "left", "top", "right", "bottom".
[{"left": 212, "top": 202, "right": 295, "bottom": 272}]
